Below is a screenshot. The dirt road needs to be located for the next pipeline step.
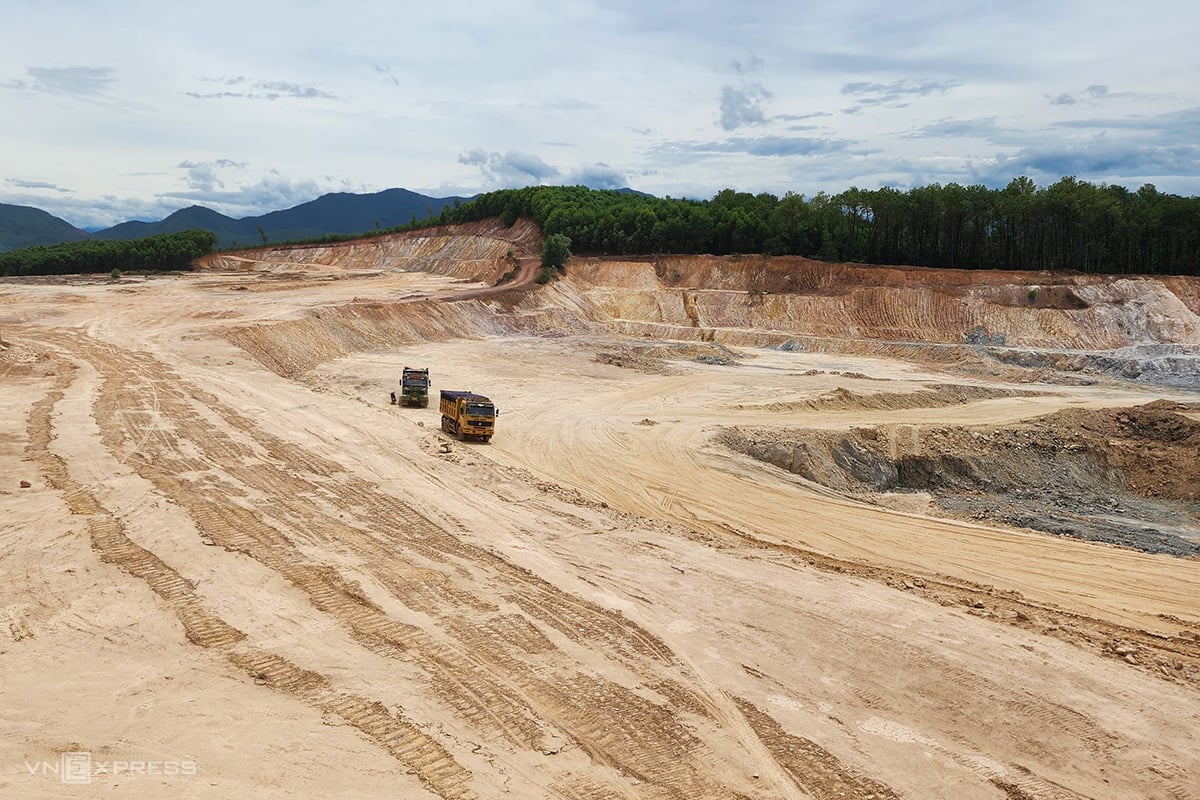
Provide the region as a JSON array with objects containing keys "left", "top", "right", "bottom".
[{"left": 2, "top": 226, "right": 1199, "bottom": 799}]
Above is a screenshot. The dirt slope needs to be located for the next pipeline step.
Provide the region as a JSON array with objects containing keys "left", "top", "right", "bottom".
[{"left": 2, "top": 224, "right": 1199, "bottom": 799}]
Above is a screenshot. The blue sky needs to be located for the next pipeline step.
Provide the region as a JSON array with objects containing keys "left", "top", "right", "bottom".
[{"left": 2, "top": 0, "right": 1198, "bottom": 228}]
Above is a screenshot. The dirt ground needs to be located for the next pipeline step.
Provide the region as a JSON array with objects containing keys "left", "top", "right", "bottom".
[{"left": 2, "top": 224, "right": 1199, "bottom": 799}]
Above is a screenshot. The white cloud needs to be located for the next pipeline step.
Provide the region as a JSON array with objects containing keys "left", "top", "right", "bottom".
[
  {"left": 7, "top": 65, "right": 116, "bottom": 96},
  {"left": 457, "top": 149, "right": 561, "bottom": 188}
]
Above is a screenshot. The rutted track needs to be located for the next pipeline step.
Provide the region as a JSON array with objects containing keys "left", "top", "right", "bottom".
[
  {"left": 29, "top": 332, "right": 870, "bottom": 799},
  {"left": 23, "top": 354, "right": 475, "bottom": 799}
]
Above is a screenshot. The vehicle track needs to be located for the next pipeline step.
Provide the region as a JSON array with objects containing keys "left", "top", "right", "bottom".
[
  {"left": 24, "top": 354, "right": 475, "bottom": 800},
  {"left": 733, "top": 697, "right": 901, "bottom": 800},
  {"left": 36, "top": 332, "right": 855, "bottom": 798},
  {"left": 504, "top": 369, "right": 1200, "bottom": 687},
  {"left": 33, "top": 327, "right": 1198, "bottom": 798}
]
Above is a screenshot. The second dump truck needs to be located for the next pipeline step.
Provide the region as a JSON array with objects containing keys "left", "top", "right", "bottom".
[
  {"left": 391, "top": 367, "right": 430, "bottom": 407},
  {"left": 439, "top": 390, "right": 496, "bottom": 442}
]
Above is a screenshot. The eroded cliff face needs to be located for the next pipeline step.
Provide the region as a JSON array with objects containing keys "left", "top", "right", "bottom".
[
  {"left": 197, "top": 218, "right": 542, "bottom": 281},
  {"left": 203, "top": 221, "right": 1200, "bottom": 385},
  {"left": 566, "top": 256, "right": 1200, "bottom": 350}
]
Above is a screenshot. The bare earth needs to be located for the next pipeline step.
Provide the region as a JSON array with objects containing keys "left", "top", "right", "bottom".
[{"left": 3, "top": 221, "right": 1199, "bottom": 799}]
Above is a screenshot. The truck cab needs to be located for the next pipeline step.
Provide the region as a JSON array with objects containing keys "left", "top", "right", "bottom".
[{"left": 396, "top": 367, "right": 430, "bottom": 407}]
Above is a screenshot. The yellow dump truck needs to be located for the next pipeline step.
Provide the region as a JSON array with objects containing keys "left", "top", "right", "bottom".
[{"left": 439, "top": 390, "right": 497, "bottom": 442}]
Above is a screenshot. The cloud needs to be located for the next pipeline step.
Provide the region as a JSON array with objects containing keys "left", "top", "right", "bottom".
[
  {"left": 257, "top": 81, "right": 336, "bottom": 100},
  {"left": 177, "top": 159, "right": 249, "bottom": 192},
  {"left": 903, "top": 116, "right": 1001, "bottom": 140},
  {"left": 452, "top": 151, "right": 633, "bottom": 192},
  {"left": 719, "top": 84, "right": 771, "bottom": 130},
  {"left": 373, "top": 64, "right": 400, "bottom": 87},
  {"left": 6, "top": 178, "right": 72, "bottom": 193},
  {"left": 187, "top": 77, "right": 336, "bottom": 101},
  {"left": 1047, "top": 84, "right": 1112, "bottom": 106},
  {"left": 970, "top": 139, "right": 1200, "bottom": 186},
  {"left": 776, "top": 112, "right": 832, "bottom": 123},
  {"left": 718, "top": 57, "right": 772, "bottom": 131},
  {"left": 157, "top": 170, "right": 339, "bottom": 218},
  {"left": 458, "top": 149, "right": 561, "bottom": 187},
  {"left": 1050, "top": 105, "right": 1200, "bottom": 137},
  {"left": 840, "top": 79, "right": 962, "bottom": 113},
  {"left": 566, "top": 163, "right": 632, "bottom": 190},
  {"left": 5, "top": 66, "right": 116, "bottom": 97},
  {"left": 652, "top": 135, "right": 853, "bottom": 164}
]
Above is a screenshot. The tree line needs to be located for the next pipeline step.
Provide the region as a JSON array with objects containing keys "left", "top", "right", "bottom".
[
  {"left": 3, "top": 178, "right": 1196, "bottom": 277},
  {"left": 0, "top": 229, "right": 218, "bottom": 277},
  {"left": 438, "top": 178, "right": 1200, "bottom": 276}
]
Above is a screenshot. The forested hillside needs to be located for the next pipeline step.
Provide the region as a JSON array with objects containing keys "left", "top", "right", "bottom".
[
  {"left": 442, "top": 178, "right": 1200, "bottom": 276},
  {"left": 0, "top": 229, "right": 217, "bottom": 277}
]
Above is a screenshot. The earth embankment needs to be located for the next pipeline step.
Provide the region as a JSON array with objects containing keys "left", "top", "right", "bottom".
[
  {"left": 720, "top": 400, "right": 1200, "bottom": 556},
  {"left": 207, "top": 235, "right": 1200, "bottom": 387}
]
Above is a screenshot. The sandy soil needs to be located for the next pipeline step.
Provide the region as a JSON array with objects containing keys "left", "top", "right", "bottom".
[{"left": 2, "top": 228, "right": 1199, "bottom": 799}]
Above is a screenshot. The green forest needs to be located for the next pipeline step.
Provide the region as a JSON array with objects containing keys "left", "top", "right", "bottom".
[
  {"left": 2, "top": 177, "right": 1198, "bottom": 277},
  {"left": 0, "top": 229, "right": 217, "bottom": 277},
  {"left": 439, "top": 178, "right": 1200, "bottom": 276}
]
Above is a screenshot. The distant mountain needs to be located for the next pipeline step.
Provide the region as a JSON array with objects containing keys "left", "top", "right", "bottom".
[
  {"left": 0, "top": 189, "right": 471, "bottom": 253},
  {"left": 96, "top": 206, "right": 240, "bottom": 243},
  {"left": 0, "top": 203, "right": 90, "bottom": 251}
]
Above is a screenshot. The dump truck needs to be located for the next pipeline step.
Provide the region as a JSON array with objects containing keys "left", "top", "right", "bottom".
[
  {"left": 390, "top": 367, "right": 430, "bottom": 407},
  {"left": 439, "top": 390, "right": 497, "bottom": 442}
]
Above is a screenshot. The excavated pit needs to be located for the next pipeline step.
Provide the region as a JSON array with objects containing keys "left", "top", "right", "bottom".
[
  {"left": 720, "top": 401, "right": 1200, "bottom": 557},
  {"left": 200, "top": 229, "right": 1200, "bottom": 389},
  {"left": 199, "top": 223, "right": 1200, "bottom": 557}
]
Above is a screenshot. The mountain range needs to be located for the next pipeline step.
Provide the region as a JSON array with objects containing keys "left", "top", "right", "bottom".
[{"left": 0, "top": 188, "right": 470, "bottom": 253}]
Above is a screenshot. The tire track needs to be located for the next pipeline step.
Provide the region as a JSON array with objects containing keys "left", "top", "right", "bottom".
[
  {"left": 733, "top": 696, "right": 901, "bottom": 800},
  {"left": 47, "top": 332, "right": 1197, "bottom": 799},
  {"left": 48, "top": 334, "right": 762, "bottom": 798},
  {"left": 24, "top": 349, "right": 476, "bottom": 800}
]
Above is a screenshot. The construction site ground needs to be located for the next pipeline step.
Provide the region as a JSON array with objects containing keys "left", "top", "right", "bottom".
[{"left": 2, "top": 219, "right": 1199, "bottom": 799}]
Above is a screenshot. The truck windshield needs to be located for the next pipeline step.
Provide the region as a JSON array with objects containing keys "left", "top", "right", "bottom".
[
  {"left": 466, "top": 403, "right": 494, "bottom": 417},
  {"left": 403, "top": 377, "right": 427, "bottom": 386}
]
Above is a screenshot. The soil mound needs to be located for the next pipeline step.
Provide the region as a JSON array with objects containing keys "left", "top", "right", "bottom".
[
  {"left": 595, "top": 341, "right": 745, "bottom": 373},
  {"left": 0, "top": 338, "right": 54, "bottom": 377}
]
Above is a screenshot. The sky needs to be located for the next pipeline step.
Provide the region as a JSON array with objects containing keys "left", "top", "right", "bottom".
[{"left": 2, "top": 0, "right": 1198, "bottom": 229}]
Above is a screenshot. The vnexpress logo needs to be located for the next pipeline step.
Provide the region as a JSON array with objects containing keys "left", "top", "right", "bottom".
[{"left": 24, "top": 751, "right": 198, "bottom": 783}]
